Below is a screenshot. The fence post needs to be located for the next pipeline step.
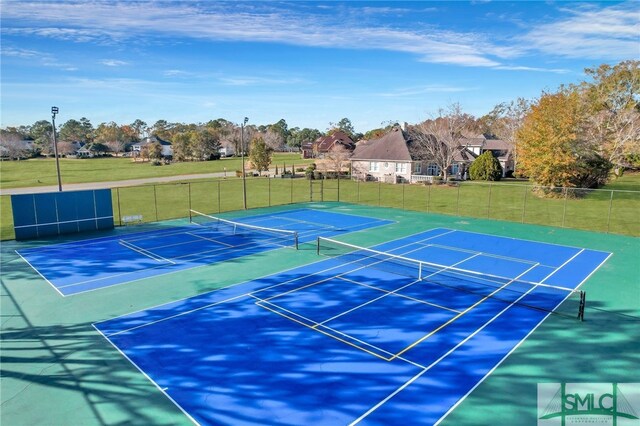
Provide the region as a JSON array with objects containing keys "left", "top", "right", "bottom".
[
  {"left": 268, "top": 176, "right": 271, "bottom": 207},
  {"left": 522, "top": 185, "right": 528, "bottom": 223},
  {"left": 337, "top": 173, "right": 340, "bottom": 202},
  {"left": 217, "top": 180, "right": 221, "bottom": 213},
  {"left": 116, "top": 187, "right": 122, "bottom": 226},
  {"left": 290, "top": 177, "right": 293, "bottom": 204},
  {"left": 561, "top": 187, "right": 569, "bottom": 228},
  {"left": 402, "top": 182, "right": 405, "bottom": 209},
  {"left": 607, "top": 190, "right": 614, "bottom": 233},
  {"left": 456, "top": 183, "right": 461, "bottom": 216},
  {"left": 357, "top": 179, "right": 360, "bottom": 203},
  {"left": 153, "top": 185, "right": 159, "bottom": 221},
  {"left": 427, "top": 183, "right": 431, "bottom": 213},
  {"left": 188, "top": 182, "right": 192, "bottom": 214},
  {"left": 487, "top": 183, "right": 493, "bottom": 218},
  {"left": 378, "top": 180, "right": 381, "bottom": 206}
]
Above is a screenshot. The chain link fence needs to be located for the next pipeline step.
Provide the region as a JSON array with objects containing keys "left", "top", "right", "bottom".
[{"left": 2, "top": 176, "right": 638, "bottom": 240}]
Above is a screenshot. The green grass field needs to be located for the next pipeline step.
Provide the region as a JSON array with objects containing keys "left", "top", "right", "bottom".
[
  {"left": 1, "top": 160, "right": 638, "bottom": 241},
  {"left": 0, "top": 153, "right": 312, "bottom": 189}
]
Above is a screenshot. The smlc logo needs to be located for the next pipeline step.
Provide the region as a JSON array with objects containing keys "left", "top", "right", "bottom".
[{"left": 538, "top": 383, "right": 640, "bottom": 425}]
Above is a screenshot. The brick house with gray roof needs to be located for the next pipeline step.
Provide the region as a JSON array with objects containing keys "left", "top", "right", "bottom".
[{"left": 350, "top": 125, "right": 479, "bottom": 183}]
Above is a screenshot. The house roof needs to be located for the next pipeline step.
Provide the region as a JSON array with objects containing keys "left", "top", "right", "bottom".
[
  {"left": 483, "top": 139, "right": 510, "bottom": 151},
  {"left": 312, "top": 131, "right": 355, "bottom": 152},
  {"left": 138, "top": 136, "right": 172, "bottom": 146},
  {"left": 351, "top": 127, "right": 412, "bottom": 161}
]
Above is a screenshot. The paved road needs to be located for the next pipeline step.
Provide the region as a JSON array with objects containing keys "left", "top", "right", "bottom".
[{"left": 0, "top": 172, "right": 236, "bottom": 195}]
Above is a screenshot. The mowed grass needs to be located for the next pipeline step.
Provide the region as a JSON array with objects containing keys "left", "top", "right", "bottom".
[
  {"left": 0, "top": 153, "right": 312, "bottom": 189},
  {"left": 1, "top": 169, "right": 638, "bottom": 240}
]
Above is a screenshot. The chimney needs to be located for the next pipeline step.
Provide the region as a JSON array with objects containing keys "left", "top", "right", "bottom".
[{"left": 400, "top": 122, "right": 408, "bottom": 132}]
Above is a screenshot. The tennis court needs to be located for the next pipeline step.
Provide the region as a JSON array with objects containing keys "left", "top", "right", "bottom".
[
  {"left": 94, "top": 226, "right": 611, "bottom": 425},
  {"left": 16, "top": 208, "right": 392, "bottom": 296}
]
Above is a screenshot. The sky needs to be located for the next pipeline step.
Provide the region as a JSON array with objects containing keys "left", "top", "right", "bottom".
[{"left": 1, "top": 1, "right": 638, "bottom": 134}]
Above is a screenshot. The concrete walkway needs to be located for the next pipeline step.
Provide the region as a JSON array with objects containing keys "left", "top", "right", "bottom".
[{"left": 0, "top": 172, "right": 234, "bottom": 195}]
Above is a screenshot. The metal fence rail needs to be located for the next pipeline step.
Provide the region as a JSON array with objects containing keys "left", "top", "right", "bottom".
[{"left": 1, "top": 176, "right": 638, "bottom": 240}]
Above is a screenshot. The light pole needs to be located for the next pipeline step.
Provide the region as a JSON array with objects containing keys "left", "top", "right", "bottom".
[
  {"left": 51, "top": 106, "right": 62, "bottom": 191},
  {"left": 241, "top": 117, "right": 249, "bottom": 209}
]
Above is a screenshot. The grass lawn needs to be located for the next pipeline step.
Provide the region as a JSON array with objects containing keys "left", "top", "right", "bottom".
[
  {"left": 1, "top": 166, "right": 638, "bottom": 240},
  {"left": 0, "top": 153, "right": 312, "bottom": 189}
]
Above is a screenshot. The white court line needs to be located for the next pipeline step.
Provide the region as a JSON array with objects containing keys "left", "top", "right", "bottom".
[
  {"left": 14, "top": 250, "right": 65, "bottom": 297},
  {"left": 98, "top": 229, "right": 456, "bottom": 336},
  {"left": 350, "top": 261, "right": 542, "bottom": 425},
  {"left": 119, "top": 239, "right": 175, "bottom": 264},
  {"left": 252, "top": 295, "right": 427, "bottom": 369},
  {"left": 434, "top": 251, "right": 612, "bottom": 425},
  {"left": 91, "top": 324, "right": 198, "bottom": 426},
  {"left": 337, "top": 276, "right": 461, "bottom": 313},
  {"left": 414, "top": 242, "right": 547, "bottom": 267},
  {"left": 185, "top": 231, "right": 233, "bottom": 247}
]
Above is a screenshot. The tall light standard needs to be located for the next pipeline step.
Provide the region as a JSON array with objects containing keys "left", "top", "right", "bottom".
[
  {"left": 51, "top": 106, "right": 62, "bottom": 191},
  {"left": 240, "top": 117, "right": 249, "bottom": 209}
]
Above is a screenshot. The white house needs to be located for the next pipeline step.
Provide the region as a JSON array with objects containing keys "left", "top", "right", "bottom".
[{"left": 131, "top": 136, "right": 173, "bottom": 157}]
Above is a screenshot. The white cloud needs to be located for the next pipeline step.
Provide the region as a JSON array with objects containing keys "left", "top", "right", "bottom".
[
  {"left": 523, "top": 3, "right": 640, "bottom": 59},
  {"left": 100, "top": 59, "right": 128, "bottom": 67},
  {"left": 379, "top": 84, "right": 472, "bottom": 97},
  {"left": 2, "top": 1, "right": 636, "bottom": 72}
]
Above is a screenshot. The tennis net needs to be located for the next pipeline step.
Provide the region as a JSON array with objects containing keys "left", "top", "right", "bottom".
[
  {"left": 190, "top": 210, "right": 298, "bottom": 249},
  {"left": 317, "top": 237, "right": 586, "bottom": 320}
]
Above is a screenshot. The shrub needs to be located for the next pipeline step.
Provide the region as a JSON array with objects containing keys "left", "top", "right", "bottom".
[{"left": 469, "top": 152, "right": 502, "bottom": 181}]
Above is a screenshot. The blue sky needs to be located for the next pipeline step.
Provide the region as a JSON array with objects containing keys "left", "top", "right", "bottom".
[{"left": 1, "top": 1, "right": 638, "bottom": 133}]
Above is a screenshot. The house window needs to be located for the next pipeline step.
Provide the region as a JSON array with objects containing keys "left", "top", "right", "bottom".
[
  {"left": 451, "top": 164, "right": 460, "bottom": 176},
  {"left": 427, "top": 163, "right": 440, "bottom": 176},
  {"left": 395, "top": 163, "right": 407, "bottom": 173},
  {"left": 383, "top": 162, "right": 388, "bottom": 168},
  {"left": 414, "top": 163, "right": 422, "bottom": 174},
  {"left": 369, "top": 162, "right": 379, "bottom": 172}
]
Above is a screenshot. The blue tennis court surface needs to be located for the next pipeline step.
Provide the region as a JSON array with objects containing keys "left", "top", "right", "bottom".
[
  {"left": 94, "top": 228, "right": 610, "bottom": 425},
  {"left": 17, "top": 209, "right": 392, "bottom": 296}
]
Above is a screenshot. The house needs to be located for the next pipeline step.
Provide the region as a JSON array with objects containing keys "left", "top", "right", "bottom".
[
  {"left": 131, "top": 135, "right": 173, "bottom": 157},
  {"left": 462, "top": 134, "right": 514, "bottom": 177},
  {"left": 350, "top": 125, "right": 477, "bottom": 183},
  {"left": 302, "top": 131, "right": 355, "bottom": 159},
  {"left": 218, "top": 140, "right": 235, "bottom": 157}
]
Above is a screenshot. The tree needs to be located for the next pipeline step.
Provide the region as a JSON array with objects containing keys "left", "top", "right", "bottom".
[
  {"left": 29, "top": 120, "right": 54, "bottom": 154},
  {"left": 130, "top": 119, "right": 148, "bottom": 141},
  {"left": 94, "top": 122, "right": 124, "bottom": 146},
  {"left": 248, "top": 137, "right": 273, "bottom": 175},
  {"left": 287, "top": 127, "right": 322, "bottom": 150},
  {"left": 172, "top": 132, "right": 192, "bottom": 161},
  {"left": 105, "top": 140, "right": 126, "bottom": 156},
  {"left": 483, "top": 98, "right": 531, "bottom": 175},
  {"left": 409, "top": 103, "right": 473, "bottom": 181},
  {"left": 59, "top": 119, "right": 92, "bottom": 142},
  {"left": 469, "top": 151, "right": 502, "bottom": 181},
  {"left": 192, "top": 128, "right": 221, "bottom": 160},
  {"left": 329, "top": 118, "right": 355, "bottom": 139},
  {"left": 516, "top": 90, "right": 610, "bottom": 189},
  {"left": 319, "top": 144, "right": 351, "bottom": 177},
  {"left": 581, "top": 60, "right": 640, "bottom": 177},
  {"left": 148, "top": 142, "right": 164, "bottom": 161},
  {"left": 0, "top": 131, "right": 30, "bottom": 159}
]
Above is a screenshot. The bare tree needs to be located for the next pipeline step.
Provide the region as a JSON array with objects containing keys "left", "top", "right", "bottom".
[
  {"left": 106, "top": 140, "right": 126, "bottom": 156},
  {"left": 318, "top": 144, "right": 351, "bottom": 176},
  {"left": 487, "top": 98, "right": 531, "bottom": 174},
  {"left": 0, "top": 132, "right": 29, "bottom": 159},
  {"left": 409, "top": 103, "right": 472, "bottom": 181}
]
